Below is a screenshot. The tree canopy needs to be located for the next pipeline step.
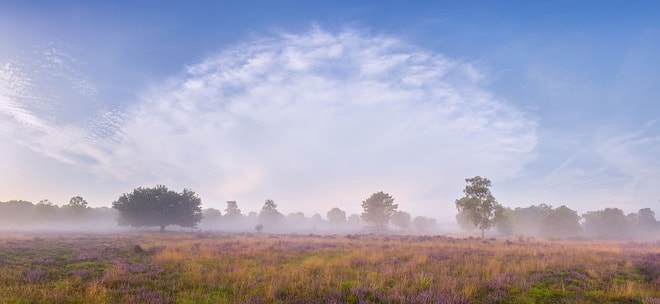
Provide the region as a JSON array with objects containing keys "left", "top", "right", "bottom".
[
  {"left": 112, "top": 185, "right": 203, "bottom": 232},
  {"left": 361, "top": 191, "right": 398, "bottom": 231},
  {"left": 455, "top": 176, "right": 503, "bottom": 238}
]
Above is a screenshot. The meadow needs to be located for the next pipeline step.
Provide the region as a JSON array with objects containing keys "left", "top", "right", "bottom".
[{"left": 0, "top": 232, "right": 658, "bottom": 304}]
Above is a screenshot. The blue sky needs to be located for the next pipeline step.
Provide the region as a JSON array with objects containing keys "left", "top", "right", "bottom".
[{"left": 1, "top": 1, "right": 658, "bottom": 220}]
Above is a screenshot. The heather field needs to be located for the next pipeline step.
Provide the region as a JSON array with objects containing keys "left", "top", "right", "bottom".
[{"left": 0, "top": 232, "right": 658, "bottom": 304}]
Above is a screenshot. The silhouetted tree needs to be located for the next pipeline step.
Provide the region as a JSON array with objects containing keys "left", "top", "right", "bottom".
[
  {"left": 455, "top": 176, "right": 503, "bottom": 238},
  {"left": 112, "top": 185, "right": 203, "bottom": 232},
  {"left": 327, "top": 207, "right": 347, "bottom": 224},
  {"left": 391, "top": 210, "right": 411, "bottom": 231},
  {"left": 361, "top": 191, "right": 398, "bottom": 231}
]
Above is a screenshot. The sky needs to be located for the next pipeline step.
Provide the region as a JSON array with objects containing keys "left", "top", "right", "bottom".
[{"left": 1, "top": 1, "right": 659, "bottom": 221}]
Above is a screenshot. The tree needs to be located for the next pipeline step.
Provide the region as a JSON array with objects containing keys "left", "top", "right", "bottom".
[
  {"left": 33, "top": 199, "right": 59, "bottom": 222},
  {"left": 541, "top": 205, "right": 581, "bottom": 238},
  {"left": 412, "top": 216, "right": 437, "bottom": 233},
  {"left": 361, "top": 191, "right": 398, "bottom": 231},
  {"left": 636, "top": 208, "right": 658, "bottom": 231},
  {"left": 64, "top": 196, "right": 89, "bottom": 218},
  {"left": 68, "top": 196, "right": 88, "bottom": 209},
  {"left": 455, "top": 176, "right": 503, "bottom": 238},
  {"left": 583, "top": 208, "right": 630, "bottom": 239},
  {"left": 391, "top": 210, "right": 411, "bottom": 231},
  {"left": 0, "top": 200, "right": 34, "bottom": 226},
  {"left": 203, "top": 208, "right": 223, "bottom": 222},
  {"left": 112, "top": 185, "right": 203, "bottom": 232},
  {"left": 224, "top": 200, "right": 242, "bottom": 219},
  {"left": 258, "top": 199, "right": 283, "bottom": 226},
  {"left": 327, "top": 207, "right": 347, "bottom": 224}
]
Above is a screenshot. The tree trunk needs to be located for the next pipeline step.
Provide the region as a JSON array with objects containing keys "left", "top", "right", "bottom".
[
  {"left": 481, "top": 227, "right": 485, "bottom": 239},
  {"left": 160, "top": 225, "right": 166, "bottom": 232}
]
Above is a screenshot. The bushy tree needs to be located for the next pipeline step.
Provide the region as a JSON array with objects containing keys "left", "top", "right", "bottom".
[
  {"left": 361, "top": 191, "right": 398, "bottom": 231},
  {"left": 327, "top": 207, "right": 347, "bottom": 224},
  {"left": 455, "top": 176, "right": 503, "bottom": 238},
  {"left": 391, "top": 210, "right": 411, "bottom": 231},
  {"left": 112, "top": 185, "right": 203, "bottom": 232}
]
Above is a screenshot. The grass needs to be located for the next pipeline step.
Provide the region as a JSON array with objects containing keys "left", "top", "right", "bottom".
[{"left": 0, "top": 232, "right": 658, "bottom": 303}]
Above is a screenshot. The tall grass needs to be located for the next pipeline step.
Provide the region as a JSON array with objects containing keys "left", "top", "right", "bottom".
[{"left": 0, "top": 232, "right": 658, "bottom": 303}]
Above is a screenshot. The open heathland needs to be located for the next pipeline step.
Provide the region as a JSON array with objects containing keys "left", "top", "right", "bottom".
[{"left": 0, "top": 232, "right": 658, "bottom": 303}]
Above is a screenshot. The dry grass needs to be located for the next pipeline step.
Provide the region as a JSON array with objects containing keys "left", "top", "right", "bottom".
[{"left": 0, "top": 232, "right": 658, "bottom": 303}]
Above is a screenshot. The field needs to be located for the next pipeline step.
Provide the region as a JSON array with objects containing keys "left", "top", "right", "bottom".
[{"left": 0, "top": 232, "right": 658, "bottom": 304}]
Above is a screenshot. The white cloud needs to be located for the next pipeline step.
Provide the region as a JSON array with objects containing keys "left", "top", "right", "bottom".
[
  {"left": 88, "top": 29, "right": 538, "bottom": 215},
  {"left": 1, "top": 29, "right": 538, "bottom": 217}
]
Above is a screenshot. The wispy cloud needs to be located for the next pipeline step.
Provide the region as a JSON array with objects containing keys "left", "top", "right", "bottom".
[
  {"left": 0, "top": 44, "right": 120, "bottom": 165},
  {"left": 1, "top": 29, "right": 538, "bottom": 215},
  {"left": 534, "top": 120, "right": 660, "bottom": 212},
  {"left": 83, "top": 29, "right": 537, "bottom": 214}
]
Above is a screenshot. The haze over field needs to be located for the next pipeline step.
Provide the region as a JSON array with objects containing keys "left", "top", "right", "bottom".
[{"left": 1, "top": 1, "right": 659, "bottom": 221}]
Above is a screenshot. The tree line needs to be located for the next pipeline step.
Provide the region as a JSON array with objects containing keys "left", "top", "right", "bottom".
[
  {"left": 1, "top": 177, "right": 657, "bottom": 239},
  {"left": 454, "top": 176, "right": 659, "bottom": 239}
]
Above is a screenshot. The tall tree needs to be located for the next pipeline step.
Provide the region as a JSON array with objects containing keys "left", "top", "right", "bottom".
[
  {"left": 112, "top": 185, "right": 203, "bottom": 232},
  {"left": 361, "top": 191, "right": 398, "bottom": 231},
  {"left": 455, "top": 176, "right": 503, "bottom": 238}
]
